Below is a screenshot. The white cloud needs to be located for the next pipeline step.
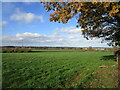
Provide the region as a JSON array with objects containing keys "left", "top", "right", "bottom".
[
  {"left": 67, "top": 34, "right": 82, "bottom": 39},
  {"left": 16, "top": 32, "right": 44, "bottom": 37},
  {"left": 1, "top": 23, "right": 109, "bottom": 47},
  {"left": 2, "top": 31, "right": 108, "bottom": 47},
  {"left": 10, "top": 8, "right": 44, "bottom": 23},
  {"left": 0, "top": 21, "right": 8, "bottom": 27},
  {"left": 58, "top": 26, "right": 84, "bottom": 34}
]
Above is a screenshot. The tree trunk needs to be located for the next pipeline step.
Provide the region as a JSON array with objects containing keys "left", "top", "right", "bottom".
[{"left": 118, "top": 54, "right": 120, "bottom": 88}]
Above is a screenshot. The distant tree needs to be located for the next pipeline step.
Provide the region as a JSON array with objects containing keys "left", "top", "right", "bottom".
[
  {"left": 42, "top": 2, "right": 120, "bottom": 46},
  {"left": 87, "top": 46, "right": 94, "bottom": 51}
]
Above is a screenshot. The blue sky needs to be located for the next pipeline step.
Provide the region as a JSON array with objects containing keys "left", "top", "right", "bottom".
[{"left": 1, "top": 2, "right": 110, "bottom": 47}]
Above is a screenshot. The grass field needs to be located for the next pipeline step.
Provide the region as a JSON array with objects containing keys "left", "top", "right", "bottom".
[{"left": 2, "top": 52, "right": 117, "bottom": 88}]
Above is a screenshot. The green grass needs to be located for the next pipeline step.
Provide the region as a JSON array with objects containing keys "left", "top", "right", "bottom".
[{"left": 2, "top": 52, "right": 117, "bottom": 88}]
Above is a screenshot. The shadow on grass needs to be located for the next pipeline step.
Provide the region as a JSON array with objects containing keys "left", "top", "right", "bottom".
[{"left": 100, "top": 55, "right": 116, "bottom": 61}]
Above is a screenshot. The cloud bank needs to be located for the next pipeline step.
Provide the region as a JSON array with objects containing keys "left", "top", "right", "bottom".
[{"left": 2, "top": 26, "right": 108, "bottom": 47}]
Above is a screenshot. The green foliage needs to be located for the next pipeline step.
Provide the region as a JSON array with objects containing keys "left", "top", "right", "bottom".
[
  {"left": 31, "top": 49, "right": 81, "bottom": 52},
  {"left": 2, "top": 52, "right": 117, "bottom": 88},
  {"left": 87, "top": 46, "right": 95, "bottom": 51},
  {"left": 42, "top": 2, "right": 120, "bottom": 46}
]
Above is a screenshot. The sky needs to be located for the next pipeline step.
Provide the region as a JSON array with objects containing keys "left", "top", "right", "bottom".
[{"left": 1, "top": 2, "right": 111, "bottom": 47}]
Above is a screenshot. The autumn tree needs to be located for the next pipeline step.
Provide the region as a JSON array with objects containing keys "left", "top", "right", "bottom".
[{"left": 42, "top": 2, "right": 120, "bottom": 46}]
